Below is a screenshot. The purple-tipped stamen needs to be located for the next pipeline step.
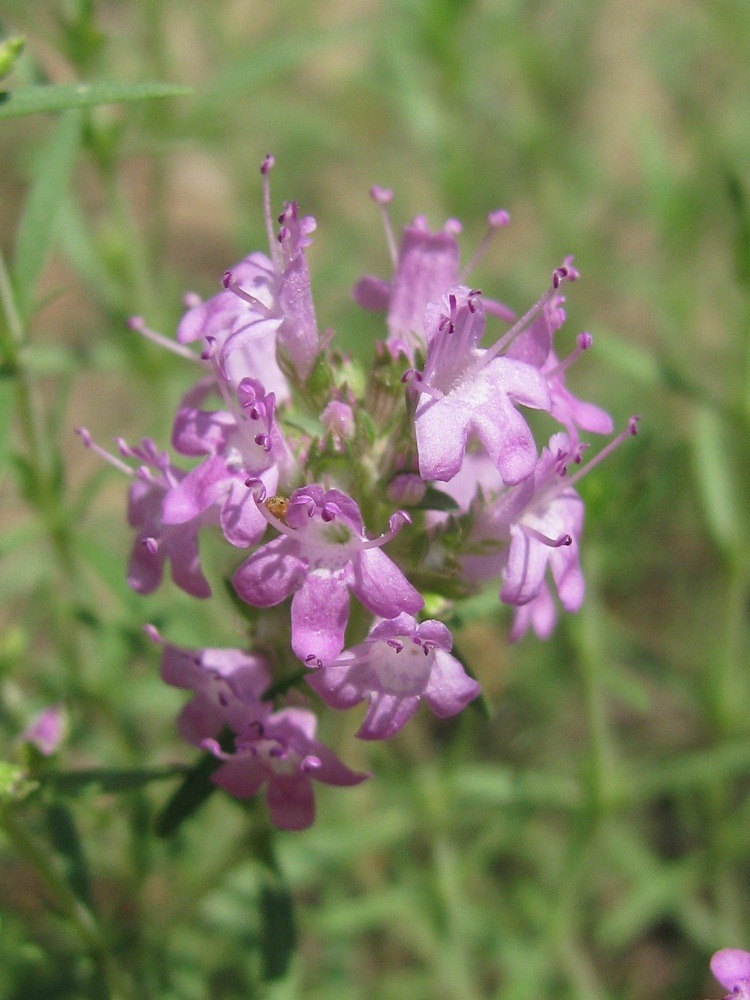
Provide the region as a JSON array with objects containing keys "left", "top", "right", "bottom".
[
  {"left": 128, "top": 315, "right": 201, "bottom": 363},
  {"left": 458, "top": 209, "right": 510, "bottom": 283}
]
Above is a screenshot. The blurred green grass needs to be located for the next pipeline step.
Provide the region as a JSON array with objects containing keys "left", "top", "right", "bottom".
[{"left": 1, "top": 0, "right": 749, "bottom": 998}]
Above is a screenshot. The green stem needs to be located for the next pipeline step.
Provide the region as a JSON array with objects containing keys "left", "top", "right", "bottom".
[
  {"left": 0, "top": 246, "right": 85, "bottom": 678},
  {"left": 711, "top": 554, "right": 750, "bottom": 735},
  {"left": 574, "top": 595, "right": 617, "bottom": 813},
  {"left": 0, "top": 807, "right": 130, "bottom": 1000},
  {"left": 432, "top": 832, "right": 483, "bottom": 1000}
]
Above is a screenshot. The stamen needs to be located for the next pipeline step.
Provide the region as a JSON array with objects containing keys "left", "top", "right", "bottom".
[
  {"left": 321, "top": 502, "right": 338, "bottom": 523},
  {"left": 545, "top": 331, "right": 593, "bottom": 380},
  {"left": 566, "top": 416, "right": 640, "bottom": 489},
  {"left": 301, "top": 754, "right": 322, "bottom": 773},
  {"left": 523, "top": 527, "right": 573, "bottom": 548},
  {"left": 458, "top": 208, "right": 510, "bottom": 282},
  {"left": 200, "top": 336, "right": 217, "bottom": 361},
  {"left": 128, "top": 316, "right": 201, "bottom": 363},
  {"left": 260, "top": 154, "right": 282, "bottom": 271},
  {"left": 248, "top": 484, "right": 300, "bottom": 539},
  {"left": 200, "top": 737, "right": 232, "bottom": 761},
  {"left": 76, "top": 427, "right": 135, "bottom": 476},
  {"left": 222, "top": 271, "right": 270, "bottom": 312},
  {"left": 143, "top": 623, "right": 162, "bottom": 644},
  {"left": 401, "top": 369, "right": 445, "bottom": 400},
  {"left": 481, "top": 263, "right": 574, "bottom": 367},
  {"left": 357, "top": 510, "right": 412, "bottom": 551},
  {"left": 370, "top": 185, "right": 398, "bottom": 266}
]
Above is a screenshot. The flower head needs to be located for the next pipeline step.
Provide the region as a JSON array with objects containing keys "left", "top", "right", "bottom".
[{"left": 306, "top": 612, "right": 480, "bottom": 739}]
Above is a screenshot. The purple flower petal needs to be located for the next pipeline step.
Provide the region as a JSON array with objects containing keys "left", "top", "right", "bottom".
[
  {"left": 290, "top": 568, "right": 351, "bottom": 662},
  {"left": 233, "top": 536, "right": 305, "bottom": 607},
  {"left": 351, "top": 547, "right": 424, "bottom": 619},
  {"left": 424, "top": 649, "right": 481, "bottom": 718}
]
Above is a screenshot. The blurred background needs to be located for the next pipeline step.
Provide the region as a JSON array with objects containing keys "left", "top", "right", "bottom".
[{"left": 1, "top": 1, "right": 749, "bottom": 998}]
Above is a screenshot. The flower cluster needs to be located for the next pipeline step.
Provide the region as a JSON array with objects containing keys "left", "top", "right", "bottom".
[{"left": 80, "top": 155, "right": 635, "bottom": 829}]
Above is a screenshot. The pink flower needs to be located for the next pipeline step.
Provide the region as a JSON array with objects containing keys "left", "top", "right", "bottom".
[
  {"left": 176, "top": 156, "right": 322, "bottom": 393},
  {"left": 306, "top": 613, "right": 480, "bottom": 740},
  {"left": 204, "top": 706, "right": 368, "bottom": 831},
  {"left": 19, "top": 705, "right": 66, "bottom": 756},
  {"left": 77, "top": 429, "right": 213, "bottom": 598},
  {"left": 233, "top": 485, "right": 423, "bottom": 663},
  {"left": 460, "top": 420, "right": 639, "bottom": 639},
  {"left": 150, "top": 628, "right": 366, "bottom": 830},
  {"left": 353, "top": 189, "right": 514, "bottom": 361},
  {"left": 411, "top": 286, "right": 551, "bottom": 484},
  {"left": 163, "top": 378, "right": 287, "bottom": 548},
  {"left": 177, "top": 251, "right": 290, "bottom": 402},
  {"left": 505, "top": 276, "right": 613, "bottom": 446},
  {"left": 150, "top": 627, "right": 272, "bottom": 744}
]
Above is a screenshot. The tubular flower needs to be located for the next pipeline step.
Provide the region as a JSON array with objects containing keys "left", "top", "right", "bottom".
[
  {"left": 177, "top": 251, "right": 289, "bottom": 402},
  {"left": 163, "top": 377, "right": 286, "bottom": 548},
  {"left": 411, "top": 285, "right": 551, "bottom": 484},
  {"left": 460, "top": 420, "right": 638, "bottom": 639},
  {"left": 150, "top": 628, "right": 366, "bottom": 830},
  {"left": 306, "top": 613, "right": 480, "bottom": 740},
  {"left": 150, "top": 627, "right": 272, "bottom": 745},
  {"left": 176, "top": 155, "right": 321, "bottom": 394},
  {"left": 457, "top": 433, "right": 584, "bottom": 620},
  {"left": 204, "top": 706, "right": 369, "bottom": 831},
  {"left": 353, "top": 189, "right": 513, "bottom": 361},
  {"left": 79, "top": 156, "right": 637, "bottom": 827},
  {"left": 233, "top": 485, "right": 424, "bottom": 663},
  {"left": 77, "top": 429, "right": 213, "bottom": 599},
  {"left": 506, "top": 286, "right": 612, "bottom": 446}
]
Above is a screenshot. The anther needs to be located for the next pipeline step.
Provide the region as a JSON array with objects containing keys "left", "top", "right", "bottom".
[{"left": 260, "top": 153, "right": 275, "bottom": 176}]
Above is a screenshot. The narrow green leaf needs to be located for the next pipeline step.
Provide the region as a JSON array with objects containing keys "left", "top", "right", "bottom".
[
  {"left": 725, "top": 171, "right": 750, "bottom": 289},
  {"left": 154, "top": 752, "right": 222, "bottom": 838},
  {"left": 0, "top": 80, "right": 191, "bottom": 120},
  {"left": 11, "top": 111, "right": 82, "bottom": 320},
  {"left": 0, "top": 373, "right": 14, "bottom": 481},
  {"left": 595, "top": 328, "right": 661, "bottom": 387},
  {"left": 693, "top": 405, "right": 745, "bottom": 553},
  {"left": 260, "top": 877, "right": 297, "bottom": 981},
  {"left": 621, "top": 742, "right": 750, "bottom": 802},
  {"left": 0, "top": 36, "right": 25, "bottom": 82},
  {"left": 413, "top": 486, "right": 460, "bottom": 512},
  {"left": 45, "top": 802, "right": 91, "bottom": 905},
  {"left": 452, "top": 764, "right": 583, "bottom": 810},
  {"left": 40, "top": 764, "right": 187, "bottom": 795}
]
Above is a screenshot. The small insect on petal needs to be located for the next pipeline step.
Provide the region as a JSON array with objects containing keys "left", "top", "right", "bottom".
[{"left": 264, "top": 495, "right": 290, "bottom": 524}]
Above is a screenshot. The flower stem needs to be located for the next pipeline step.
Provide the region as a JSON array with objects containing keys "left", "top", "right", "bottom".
[{"left": 0, "top": 807, "right": 130, "bottom": 1000}]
